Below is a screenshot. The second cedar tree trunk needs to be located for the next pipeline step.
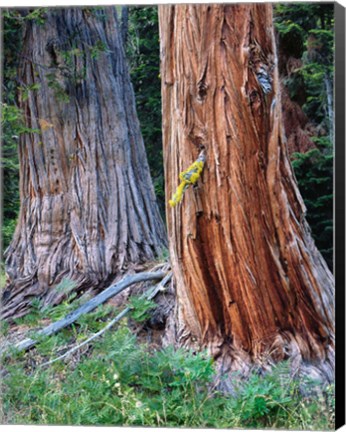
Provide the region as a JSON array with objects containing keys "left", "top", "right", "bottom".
[
  {"left": 159, "top": 4, "right": 334, "bottom": 378},
  {"left": 3, "top": 7, "right": 167, "bottom": 320}
]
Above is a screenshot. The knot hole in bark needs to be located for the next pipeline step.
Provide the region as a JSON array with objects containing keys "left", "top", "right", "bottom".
[
  {"left": 250, "top": 89, "right": 260, "bottom": 105},
  {"left": 258, "top": 151, "right": 266, "bottom": 169},
  {"left": 188, "top": 134, "right": 207, "bottom": 152},
  {"left": 197, "top": 80, "right": 208, "bottom": 102},
  {"left": 46, "top": 39, "right": 60, "bottom": 66}
]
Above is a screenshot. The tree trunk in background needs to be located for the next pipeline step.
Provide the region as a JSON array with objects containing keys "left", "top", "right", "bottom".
[
  {"left": 324, "top": 73, "right": 334, "bottom": 143},
  {"left": 121, "top": 6, "right": 129, "bottom": 46},
  {"left": 280, "top": 84, "right": 317, "bottom": 155},
  {"left": 3, "top": 7, "right": 167, "bottom": 320},
  {"left": 277, "top": 45, "right": 317, "bottom": 155},
  {"left": 159, "top": 4, "right": 334, "bottom": 381}
]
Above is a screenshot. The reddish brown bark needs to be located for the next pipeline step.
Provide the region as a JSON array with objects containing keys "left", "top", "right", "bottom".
[
  {"left": 159, "top": 4, "right": 334, "bottom": 378},
  {"left": 278, "top": 55, "right": 317, "bottom": 155},
  {"left": 3, "top": 7, "right": 167, "bottom": 320},
  {"left": 281, "top": 84, "right": 317, "bottom": 154}
]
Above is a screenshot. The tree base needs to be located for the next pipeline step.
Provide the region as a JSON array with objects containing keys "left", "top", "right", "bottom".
[
  {"left": 162, "top": 299, "right": 334, "bottom": 389},
  {"left": 1, "top": 262, "right": 159, "bottom": 322}
]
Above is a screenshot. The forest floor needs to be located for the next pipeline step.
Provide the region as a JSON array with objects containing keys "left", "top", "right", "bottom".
[{"left": 0, "top": 267, "right": 335, "bottom": 429}]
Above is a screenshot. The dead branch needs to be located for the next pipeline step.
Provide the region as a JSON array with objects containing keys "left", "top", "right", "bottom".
[
  {"left": 1, "top": 270, "right": 167, "bottom": 356},
  {"left": 40, "top": 272, "right": 172, "bottom": 367}
]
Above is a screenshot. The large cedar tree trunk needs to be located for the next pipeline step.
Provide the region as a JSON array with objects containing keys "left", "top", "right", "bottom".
[
  {"left": 3, "top": 7, "right": 167, "bottom": 320},
  {"left": 159, "top": 4, "right": 334, "bottom": 380}
]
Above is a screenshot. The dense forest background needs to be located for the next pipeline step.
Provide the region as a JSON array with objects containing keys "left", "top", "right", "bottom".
[{"left": 2, "top": 3, "right": 334, "bottom": 271}]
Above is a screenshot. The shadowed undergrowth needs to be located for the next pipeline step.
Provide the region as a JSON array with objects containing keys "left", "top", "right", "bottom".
[{"left": 1, "top": 298, "right": 334, "bottom": 429}]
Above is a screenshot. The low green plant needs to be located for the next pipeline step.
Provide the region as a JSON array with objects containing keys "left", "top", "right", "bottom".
[
  {"left": 0, "top": 263, "right": 7, "bottom": 290},
  {"left": 0, "top": 320, "right": 10, "bottom": 337},
  {"left": 2, "top": 318, "right": 334, "bottom": 429},
  {"left": 225, "top": 363, "right": 333, "bottom": 430},
  {"left": 1, "top": 287, "right": 334, "bottom": 429},
  {"left": 155, "top": 246, "right": 169, "bottom": 262},
  {"left": 128, "top": 296, "right": 156, "bottom": 323},
  {"left": 13, "top": 298, "right": 45, "bottom": 327}
]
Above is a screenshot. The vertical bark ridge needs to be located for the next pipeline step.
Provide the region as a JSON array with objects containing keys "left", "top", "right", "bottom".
[
  {"left": 159, "top": 4, "right": 334, "bottom": 376},
  {"left": 3, "top": 7, "right": 167, "bottom": 320}
]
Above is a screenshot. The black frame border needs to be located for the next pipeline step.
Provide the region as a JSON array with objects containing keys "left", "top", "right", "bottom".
[{"left": 335, "top": 1, "right": 345, "bottom": 430}]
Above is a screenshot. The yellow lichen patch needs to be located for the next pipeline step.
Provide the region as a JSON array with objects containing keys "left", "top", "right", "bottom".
[
  {"left": 169, "top": 154, "right": 205, "bottom": 207},
  {"left": 179, "top": 160, "right": 204, "bottom": 184},
  {"left": 38, "top": 118, "right": 54, "bottom": 131},
  {"left": 169, "top": 181, "right": 188, "bottom": 207}
]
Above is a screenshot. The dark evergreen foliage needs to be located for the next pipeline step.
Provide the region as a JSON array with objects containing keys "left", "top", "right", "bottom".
[
  {"left": 126, "top": 7, "right": 165, "bottom": 217},
  {"left": 2, "top": 9, "right": 48, "bottom": 252},
  {"left": 275, "top": 3, "right": 334, "bottom": 270},
  {"left": 2, "top": 10, "right": 23, "bottom": 251},
  {"left": 291, "top": 138, "right": 333, "bottom": 270}
]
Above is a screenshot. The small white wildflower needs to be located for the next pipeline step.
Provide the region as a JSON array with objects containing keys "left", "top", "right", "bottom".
[
  {"left": 113, "top": 373, "right": 119, "bottom": 380},
  {"left": 135, "top": 401, "right": 143, "bottom": 408},
  {"left": 114, "top": 382, "right": 121, "bottom": 388}
]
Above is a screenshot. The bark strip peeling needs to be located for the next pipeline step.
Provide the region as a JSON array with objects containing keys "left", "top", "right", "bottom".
[{"left": 159, "top": 4, "right": 334, "bottom": 378}]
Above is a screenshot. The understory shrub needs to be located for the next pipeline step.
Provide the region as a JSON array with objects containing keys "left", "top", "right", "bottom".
[{"left": 1, "top": 319, "right": 334, "bottom": 429}]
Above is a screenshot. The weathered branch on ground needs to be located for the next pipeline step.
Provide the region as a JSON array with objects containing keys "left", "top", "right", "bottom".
[
  {"left": 40, "top": 308, "right": 131, "bottom": 367},
  {"left": 40, "top": 272, "right": 172, "bottom": 367},
  {"left": 1, "top": 270, "right": 168, "bottom": 356}
]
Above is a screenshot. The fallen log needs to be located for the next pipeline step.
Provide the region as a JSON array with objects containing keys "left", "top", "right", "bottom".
[
  {"left": 1, "top": 270, "right": 167, "bottom": 356},
  {"left": 40, "top": 272, "right": 172, "bottom": 367}
]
